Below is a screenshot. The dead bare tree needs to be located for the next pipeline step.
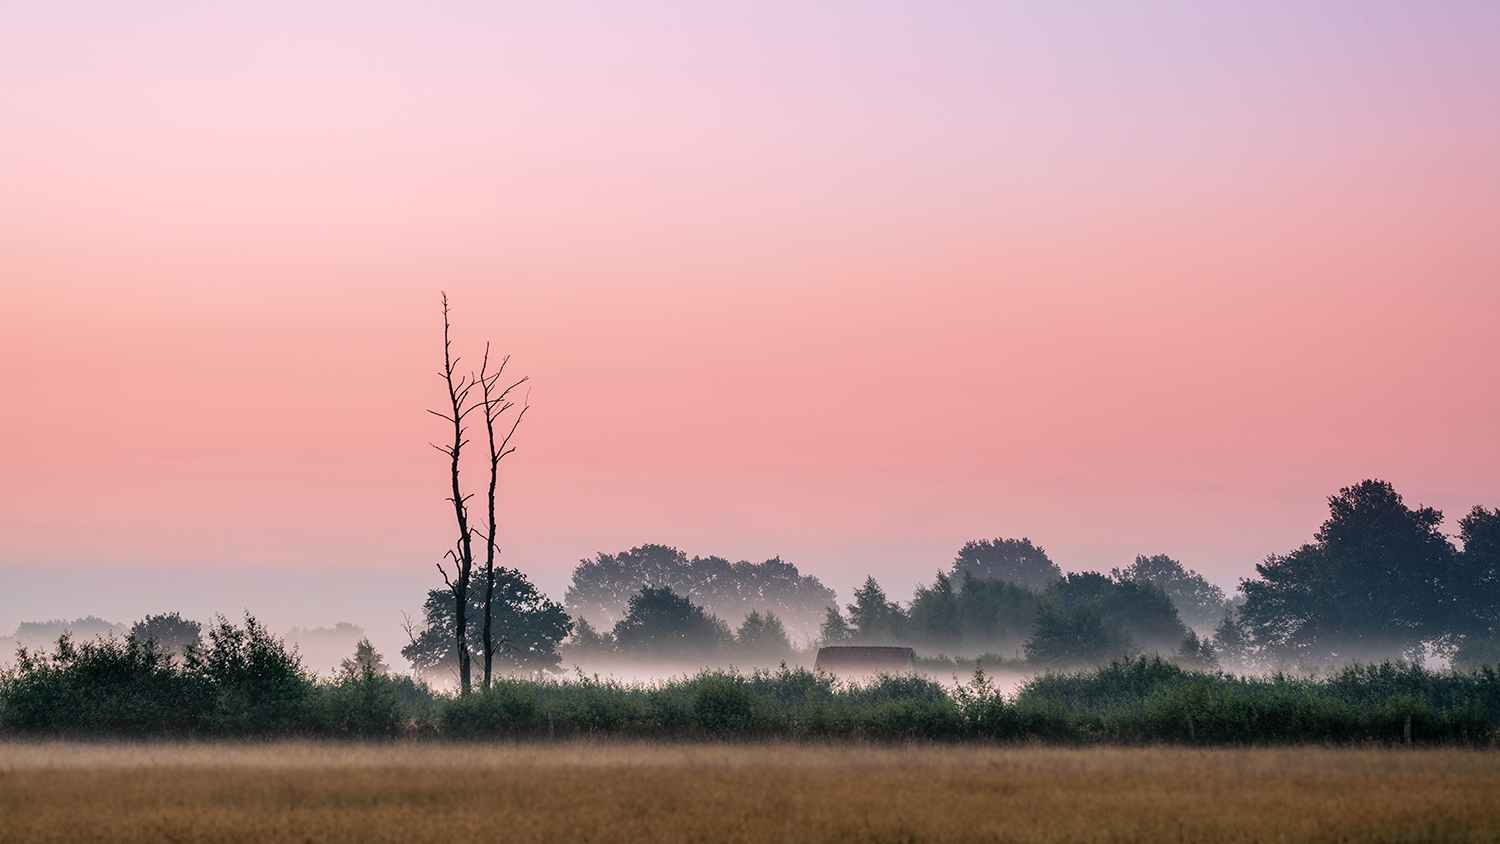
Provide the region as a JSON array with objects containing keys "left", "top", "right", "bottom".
[
  {"left": 430, "top": 292, "right": 479, "bottom": 695},
  {"left": 477, "top": 345, "right": 529, "bottom": 691}
]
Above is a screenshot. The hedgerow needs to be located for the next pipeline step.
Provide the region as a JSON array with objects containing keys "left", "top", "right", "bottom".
[{"left": 3, "top": 628, "right": 1495, "bottom": 744}]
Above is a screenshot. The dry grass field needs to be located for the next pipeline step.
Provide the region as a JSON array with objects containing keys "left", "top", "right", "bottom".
[{"left": 2, "top": 739, "right": 1497, "bottom": 843}]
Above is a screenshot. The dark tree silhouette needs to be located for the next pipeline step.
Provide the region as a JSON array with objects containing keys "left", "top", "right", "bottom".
[
  {"left": 565, "top": 545, "right": 835, "bottom": 642},
  {"left": 128, "top": 613, "right": 202, "bottom": 663},
  {"left": 1239, "top": 480, "right": 1456, "bottom": 663},
  {"left": 950, "top": 537, "right": 1062, "bottom": 590},
  {"left": 611, "top": 586, "right": 732, "bottom": 658},
  {"left": 844, "top": 576, "right": 908, "bottom": 643},
  {"left": 403, "top": 568, "right": 571, "bottom": 677},
  {"left": 1111, "top": 554, "right": 1228, "bottom": 632},
  {"left": 476, "top": 344, "right": 529, "bottom": 691},
  {"left": 430, "top": 293, "right": 480, "bottom": 695}
]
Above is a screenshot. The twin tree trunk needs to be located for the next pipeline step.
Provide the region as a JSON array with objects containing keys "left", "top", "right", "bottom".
[{"left": 432, "top": 293, "right": 527, "bottom": 696}]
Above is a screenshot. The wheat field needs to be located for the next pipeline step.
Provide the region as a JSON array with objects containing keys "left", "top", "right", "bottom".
[{"left": 1, "top": 739, "right": 1496, "bottom": 843}]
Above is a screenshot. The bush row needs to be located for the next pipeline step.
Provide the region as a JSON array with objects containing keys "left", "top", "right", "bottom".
[{"left": 3, "top": 623, "right": 1496, "bottom": 744}]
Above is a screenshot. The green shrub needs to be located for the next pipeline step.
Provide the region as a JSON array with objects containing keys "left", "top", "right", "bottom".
[{"left": 438, "top": 681, "right": 543, "bottom": 736}]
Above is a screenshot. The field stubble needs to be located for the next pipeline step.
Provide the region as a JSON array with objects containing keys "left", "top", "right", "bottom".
[{"left": 1, "top": 739, "right": 1496, "bottom": 843}]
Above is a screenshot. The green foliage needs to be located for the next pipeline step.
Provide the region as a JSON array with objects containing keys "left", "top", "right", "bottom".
[
  {"left": 1240, "top": 480, "right": 1457, "bottom": 663},
  {"left": 128, "top": 613, "right": 202, "bottom": 661},
  {"left": 1111, "top": 554, "right": 1228, "bottom": 632},
  {"left": 403, "top": 568, "right": 572, "bottom": 677},
  {"left": 1024, "top": 600, "right": 1136, "bottom": 667},
  {"left": 0, "top": 633, "right": 205, "bottom": 735},
  {"left": 845, "top": 577, "right": 908, "bottom": 643},
  {"left": 185, "top": 614, "right": 314, "bottom": 735},
  {"left": 908, "top": 573, "right": 1038, "bottom": 653},
  {"left": 565, "top": 545, "right": 836, "bottom": 641},
  {"left": 310, "top": 663, "right": 406, "bottom": 737},
  {"left": 950, "top": 537, "right": 1061, "bottom": 590},
  {"left": 612, "top": 586, "right": 734, "bottom": 657},
  {"left": 736, "top": 610, "right": 792, "bottom": 660},
  {"left": 6, "top": 623, "right": 1496, "bottom": 744}
]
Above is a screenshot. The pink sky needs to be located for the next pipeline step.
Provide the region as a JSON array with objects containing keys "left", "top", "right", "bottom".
[{"left": 3, "top": 3, "right": 1499, "bottom": 653}]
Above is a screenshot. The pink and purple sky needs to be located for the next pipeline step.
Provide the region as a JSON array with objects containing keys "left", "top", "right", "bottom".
[{"left": 3, "top": 3, "right": 1498, "bottom": 659}]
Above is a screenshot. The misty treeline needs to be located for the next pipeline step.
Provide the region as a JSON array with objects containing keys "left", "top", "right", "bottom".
[
  {"left": 827, "top": 480, "right": 1500, "bottom": 673},
  {"left": 3, "top": 617, "right": 1497, "bottom": 744},
  {"left": 394, "top": 479, "right": 1500, "bottom": 679}
]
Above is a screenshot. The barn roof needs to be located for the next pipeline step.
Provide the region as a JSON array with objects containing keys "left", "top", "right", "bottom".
[{"left": 813, "top": 646, "right": 916, "bottom": 677}]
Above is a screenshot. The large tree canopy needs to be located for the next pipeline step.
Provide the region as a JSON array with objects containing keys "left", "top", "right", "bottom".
[
  {"left": 564, "top": 545, "right": 836, "bottom": 642},
  {"left": 404, "top": 568, "right": 571, "bottom": 678},
  {"left": 1111, "top": 554, "right": 1228, "bottom": 632},
  {"left": 907, "top": 572, "right": 1039, "bottom": 653},
  {"left": 949, "top": 537, "right": 1062, "bottom": 590},
  {"left": 611, "top": 586, "right": 733, "bottom": 657},
  {"left": 1239, "top": 480, "right": 1456, "bottom": 663}
]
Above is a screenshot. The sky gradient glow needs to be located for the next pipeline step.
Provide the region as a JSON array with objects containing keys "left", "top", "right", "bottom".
[{"left": 3, "top": 3, "right": 1499, "bottom": 658}]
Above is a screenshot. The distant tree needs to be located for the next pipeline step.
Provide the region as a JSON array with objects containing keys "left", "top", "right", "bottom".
[
  {"left": 1024, "top": 601, "right": 1134, "bottom": 667},
  {"left": 339, "top": 637, "right": 390, "bottom": 678},
  {"left": 611, "top": 586, "right": 733, "bottom": 658},
  {"left": 818, "top": 606, "right": 853, "bottom": 644},
  {"left": 907, "top": 572, "right": 1039, "bottom": 653},
  {"left": 1038, "top": 572, "right": 1186, "bottom": 655},
  {"left": 1451, "top": 506, "right": 1500, "bottom": 641},
  {"left": 1094, "top": 579, "right": 1186, "bottom": 654},
  {"left": 735, "top": 609, "right": 792, "bottom": 661},
  {"left": 950, "top": 537, "right": 1062, "bottom": 590},
  {"left": 1211, "top": 609, "right": 1250, "bottom": 672},
  {"left": 1111, "top": 554, "right": 1228, "bottom": 632},
  {"left": 14, "top": 617, "right": 125, "bottom": 649},
  {"left": 845, "top": 577, "right": 909, "bottom": 643},
  {"left": 1173, "top": 629, "right": 1219, "bottom": 671},
  {"left": 128, "top": 613, "right": 202, "bottom": 662},
  {"left": 561, "top": 617, "right": 616, "bottom": 660},
  {"left": 564, "top": 545, "right": 835, "bottom": 642},
  {"left": 1239, "top": 480, "right": 1456, "bottom": 663},
  {"left": 403, "top": 568, "right": 572, "bottom": 678}
]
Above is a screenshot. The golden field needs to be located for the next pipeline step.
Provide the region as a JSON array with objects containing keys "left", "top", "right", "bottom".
[{"left": 1, "top": 740, "right": 1497, "bottom": 843}]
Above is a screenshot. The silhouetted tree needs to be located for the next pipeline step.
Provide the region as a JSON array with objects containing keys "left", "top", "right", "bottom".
[
  {"left": 1111, "top": 554, "right": 1228, "bottom": 632},
  {"left": 845, "top": 576, "right": 908, "bottom": 643},
  {"left": 612, "top": 586, "right": 732, "bottom": 658},
  {"left": 565, "top": 545, "right": 835, "bottom": 642},
  {"left": 950, "top": 537, "right": 1062, "bottom": 590},
  {"left": 338, "top": 637, "right": 390, "bottom": 677},
  {"left": 1452, "top": 506, "right": 1500, "bottom": 640},
  {"left": 907, "top": 572, "right": 1039, "bottom": 653},
  {"left": 403, "top": 568, "right": 572, "bottom": 678},
  {"left": 430, "top": 293, "right": 480, "bottom": 695},
  {"left": 1024, "top": 601, "right": 1134, "bottom": 667},
  {"left": 735, "top": 609, "right": 792, "bottom": 661},
  {"left": 128, "top": 613, "right": 202, "bottom": 663},
  {"left": 1239, "top": 480, "right": 1456, "bottom": 664},
  {"left": 819, "top": 606, "right": 853, "bottom": 644},
  {"left": 1042, "top": 572, "right": 1186, "bottom": 655},
  {"left": 475, "top": 344, "right": 529, "bottom": 691}
]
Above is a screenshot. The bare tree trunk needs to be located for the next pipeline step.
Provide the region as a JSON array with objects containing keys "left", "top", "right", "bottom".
[
  {"left": 477, "top": 344, "right": 529, "bottom": 691},
  {"left": 431, "top": 293, "right": 478, "bottom": 696}
]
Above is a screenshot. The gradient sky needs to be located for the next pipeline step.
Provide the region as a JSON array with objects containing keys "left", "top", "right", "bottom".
[{"left": 3, "top": 3, "right": 1499, "bottom": 660}]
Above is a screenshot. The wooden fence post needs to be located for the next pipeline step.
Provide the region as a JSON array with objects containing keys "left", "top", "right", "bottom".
[
  {"left": 1187, "top": 715, "right": 1195, "bottom": 742},
  {"left": 549, "top": 710, "right": 555, "bottom": 741},
  {"left": 1404, "top": 714, "right": 1412, "bottom": 746}
]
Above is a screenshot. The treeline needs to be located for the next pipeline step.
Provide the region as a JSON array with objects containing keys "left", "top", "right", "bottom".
[
  {"left": 4, "top": 619, "right": 1497, "bottom": 744},
  {"left": 395, "top": 479, "right": 1500, "bottom": 677}
]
